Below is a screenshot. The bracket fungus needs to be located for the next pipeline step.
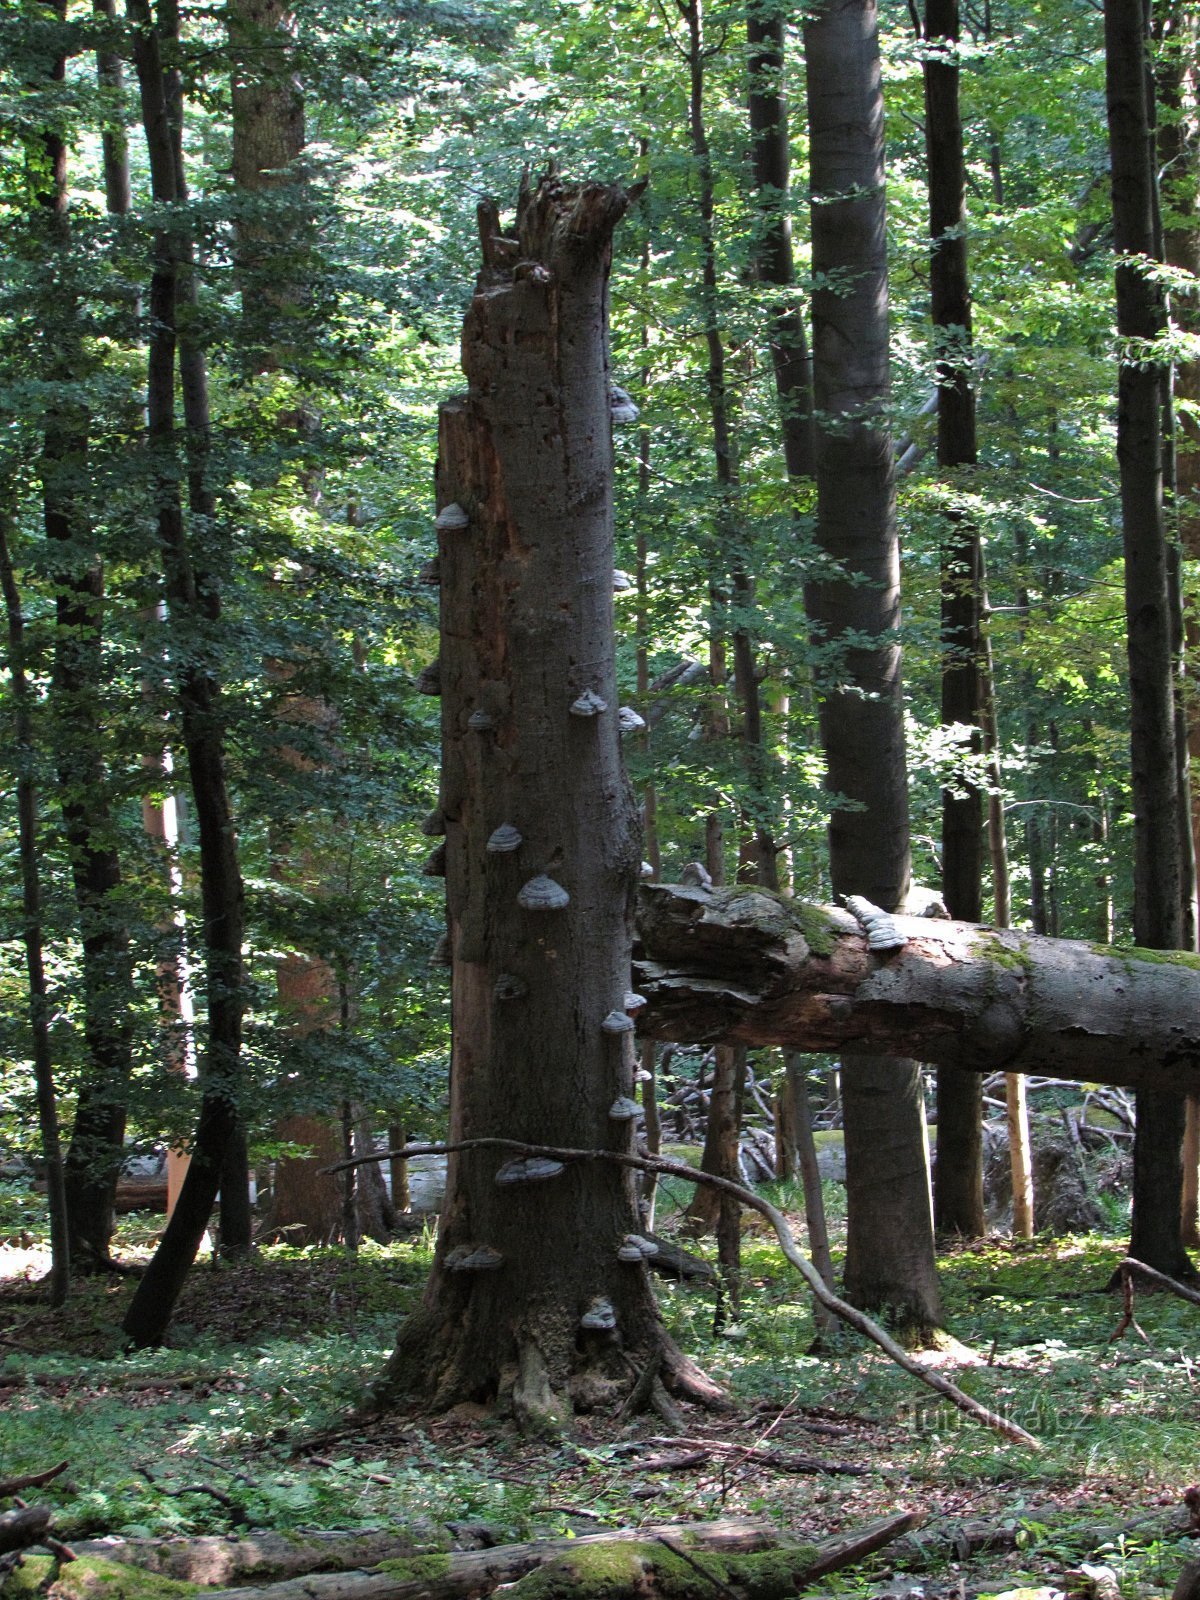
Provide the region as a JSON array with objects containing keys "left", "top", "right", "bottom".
[
  {"left": 418, "top": 557, "right": 440, "bottom": 585},
  {"left": 617, "top": 705, "right": 646, "bottom": 733},
  {"left": 445, "top": 1244, "right": 504, "bottom": 1273},
  {"left": 607, "top": 1096, "right": 640, "bottom": 1121},
  {"left": 624, "top": 991, "right": 647, "bottom": 1013},
  {"left": 486, "top": 823, "right": 523, "bottom": 853},
  {"left": 495, "top": 1156, "right": 566, "bottom": 1186},
  {"left": 680, "top": 860, "right": 713, "bottom": 888},
  {"left": 618, "top": 1233, "right": 659, "bottom": 1261},
  {"left": 420, "top": 807, "right": 446, "bottom": 837},
  {"left": 612, "top": 568, "right": 634, "bottom": 593},
  {"left": 569, "top": 689, "right": 608, "bottom": 718},
  {"left": 517, "top": 874, "right": 570, "bottom": 912},
  {"left": 421, "top": 843, "right": 446, "bottom": 878},
  {"left": 415, "top": 661, "right": 442, "bottom": 696},
  {"left": 601, "top": 1009, "right": 635, "bottom": 1035},
  {"left": 467, "top": 708, "right": 497, "bottom": 733},
  {"left": 845, "top": 894, "right": 907, "bottom": 952},
  {"left": 610, "top": 385, "right": 640, "bottom": 426},
  {"left": 434, "top": 502, "right": 470, "bottom": 533},
  {"left": 494, "top": 972, "right": 528, "bottom": 1001},
  {"left": 580, "top": 1296, "right": 618, "bottom": 1331}
]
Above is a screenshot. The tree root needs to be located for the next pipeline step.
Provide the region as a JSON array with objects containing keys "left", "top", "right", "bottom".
[{"left": 326, "top": 1139, "right": 1042, "bottom": 1449}]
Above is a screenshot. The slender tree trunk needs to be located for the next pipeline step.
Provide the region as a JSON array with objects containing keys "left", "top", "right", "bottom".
[
  {"left": 1155, "top": 2, "right": 1200, "bottom": 1252},
  {"left": 0, "top": 511, "right": 70, "bottom": 1306},
  {"left": 122, "top": 0, "right": 249, "bottom": 1346},
  {"left": 922, "top": 0, "right": 985, "bottom": 1242},
  {"left": 786, "top": 1053, "right": 837, "bottom": 1339},
  {"left": 803, "top": 0, "right": 942, "bottom": 1334},
  {"left": 747, "top": 0, "right": 816, "bottom": 482},
  {"left": 31, "top": 0, "right": 137, "bottom": 1274},
  {"left": 1104, "top": 0, "right": 1196, "bottom": 1280},
  {"left": 377, "top": 176, "right": 720, "bottom": 1423}
]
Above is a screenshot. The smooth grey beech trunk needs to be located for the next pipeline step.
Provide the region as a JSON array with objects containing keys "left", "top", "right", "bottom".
[
  {"left": 803, "top": 0, "right": 942, "bottom": 1333},
  {"left": 379, "top": 175, "right": 717, "bottom": 1424}
]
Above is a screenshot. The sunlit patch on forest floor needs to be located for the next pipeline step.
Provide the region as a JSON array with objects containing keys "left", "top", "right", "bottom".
[{"left": 1, "top": 1180, "right": 1196, "bottom": 1600}]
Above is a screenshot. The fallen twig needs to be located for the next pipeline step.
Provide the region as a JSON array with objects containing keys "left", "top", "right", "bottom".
[
  {"left": 0, "top": 1462, "right": 68, "bottom": 1499},
  {"left": 1121, "top": 1257, "right": 1200, "bottom": 1308},
  {"left": 324, "top": 1138, "right": 1042, "bottom": 1450}
]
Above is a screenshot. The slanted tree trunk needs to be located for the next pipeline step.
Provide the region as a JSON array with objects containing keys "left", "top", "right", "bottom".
[
  {"left": 377, "top": 175, "right": 718, "bottom": 1425},
  {"left": 802, "top": 0, "right": 942, "bottom": 1335},
  {"left": 1103, "top": 0, "right": 1197, "bottom": 1280},
  {"left": 922, "top": 0, "right": 985, "bottom": 1242}
]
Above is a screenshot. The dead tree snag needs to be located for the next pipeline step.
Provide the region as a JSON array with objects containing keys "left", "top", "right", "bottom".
[{"left": 376, "top": 173, "right": 715, "bottom": 1426}]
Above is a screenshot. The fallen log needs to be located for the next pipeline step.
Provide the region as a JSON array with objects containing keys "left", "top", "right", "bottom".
[
  {"left": 199, "top": 1512, "right": 919, "bottom": 1600},
  {"left": 0, "top": 1505, "right": 52, "bottom": 1556},
  {"left": 635, "top": 883, "right": 1200, "bottom": 1096},
  {"left": 68, "top": 1530, "right": 432, "bottom": 1587}
]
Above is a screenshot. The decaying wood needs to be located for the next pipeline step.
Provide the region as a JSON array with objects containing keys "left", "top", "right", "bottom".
[
  {"left": 327, "top": 1138, "right": 1041, "bottom": 1449},
  {"left": 635, "top": 883, "right": 1200, "bottom": 1096},
  {"left": 0, "top": 1505, "right": 52, "bottom": 1556},
  {"left": 202, "top": 1513, "right": 919, "bottom": 1600},
  {"left": 617, "top": 1435, "right": 868, "bottom": 1476},
  {"left": 1120, "top": 1256, "right": 1200, "bottom": 1308},
  {"left": 69, "top": 1530, "right": 430, "bottom": 1586},
  {"left": 0, "top": 1462, "right": 67, "bottom": 1499}
]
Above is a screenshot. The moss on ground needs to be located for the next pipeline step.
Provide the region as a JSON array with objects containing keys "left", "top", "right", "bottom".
[
  {"left": 1, "top": 1557, "right": 198, "bottom": 1600},
  {"left": 507, "top": 1539, "right": 823, "bottom": 1600}
]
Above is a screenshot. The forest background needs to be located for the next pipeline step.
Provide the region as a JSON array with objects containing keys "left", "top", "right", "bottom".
[
  {"left": 3, "top": 0, "right": 1200, "bottom": 1589},
  {"left": 0, "top": 0, "right": 1153, "bottom": 1227}
]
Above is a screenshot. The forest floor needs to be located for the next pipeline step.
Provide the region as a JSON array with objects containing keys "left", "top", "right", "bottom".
[{"left": 0, "top": 1175, "right": 1197, "bottom": 1600}]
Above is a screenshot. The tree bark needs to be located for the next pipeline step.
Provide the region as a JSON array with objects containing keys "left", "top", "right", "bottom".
[
  {"left": 122, "top": 0, "right": 249, "bottom": 1346},
  {"left": 922, "top": 0, "right": 985, "bottom": 1241},
  {"left": 33, "top": 0, "right": 135, "bottom": 1274},
  {"left": 634, "top": 881, "right": 1200, "bottom": 1096},
  {"left": 803, "top": 0, "right": 942, "bottom": 1333},
  {"left": 0, "top": 510, "right": 70, "bottom": 1305},
  {"left": 376, "top": 174, "right": 717, "bottom": 1424},
  {"left": 747, "top": 0, "right": 816, "bottom": 482},
  {"left": 1104, "top": 0, "right": 1196, "bottom": 1280},
  {"left": 1155, "top": 0, "right": 1200, "bottom": 1254}
]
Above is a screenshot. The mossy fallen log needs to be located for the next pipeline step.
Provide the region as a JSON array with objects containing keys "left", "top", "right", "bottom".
[
  {"left": 635, "top": 883, "right": 1200, "bottom": 1096},
  {"left": 187, "top": 1512, "right": 918, "bottom": 1600}
]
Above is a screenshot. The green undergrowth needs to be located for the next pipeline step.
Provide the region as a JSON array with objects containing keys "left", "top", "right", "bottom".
[{"left": 1, "top": 1190, "right": 1197, "bottom": 1575}]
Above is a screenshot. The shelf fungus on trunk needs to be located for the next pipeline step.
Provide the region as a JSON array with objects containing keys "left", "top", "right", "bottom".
[
  {"left": 517, "top": 874, "right": 570, "bottom": 911},
  {"left": 601, "top": 1009, "right": 636, "bottom": 1035},
  {"left": 607, "top": 1096, "right": 641, "bottom": 1121},
  {"left": 421, "top": 843, "right": 447, "bottom": 878},
  {"left": 486, "top": 823, "right": 523, "bottom": 854},
  {"left": 618, "top": 706, "right": 646, "bottom": 733},
  {"left": 580, "top": 1296, "right": 618, "bottom": 1331},
  {"left": 434, "top": 502, "right": 470, "bottom": 533},
  {"left": 495, "top": 1156, "right": 567, "bottom": 1186},
  {"left": 445, "top": 1244, "right": 505, "bottom": 1272},
  {"left": 569, "top": 689, "right": 608, "bottom": 717}
]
